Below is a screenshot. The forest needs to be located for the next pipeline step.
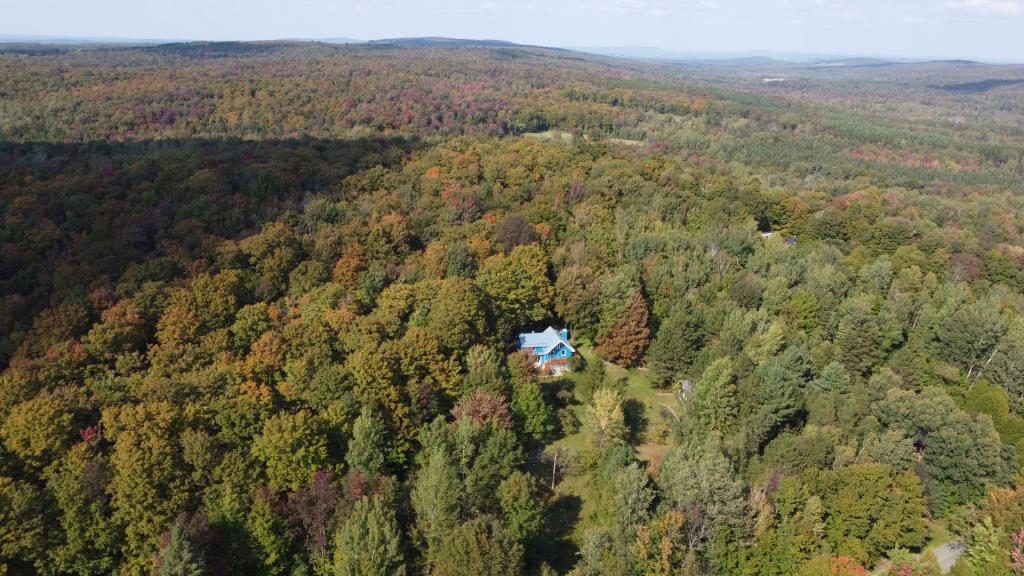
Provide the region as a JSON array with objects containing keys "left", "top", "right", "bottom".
[{"left": 3, "top": 41, "right": 1024, "bottom": 576}]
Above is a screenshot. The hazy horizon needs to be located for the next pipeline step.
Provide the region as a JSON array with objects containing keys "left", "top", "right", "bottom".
[{"left": 3, "top": 0, "right": 1024, "bottom": 62}]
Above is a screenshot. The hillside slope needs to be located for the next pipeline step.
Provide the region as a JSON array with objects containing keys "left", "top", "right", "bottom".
[{"left": 2, "top": 43, "right": 1024, "bottom": 576}]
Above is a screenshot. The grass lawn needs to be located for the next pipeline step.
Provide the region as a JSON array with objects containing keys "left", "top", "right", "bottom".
[
  {"left": 547, "top": 341, "right": 682, "bottom": 460},
  {"left": 522, "top": 130, "right": 574, "bottom": 143},
  {"left": 541, "top": 341, "right": 682, "bottom": 559}
]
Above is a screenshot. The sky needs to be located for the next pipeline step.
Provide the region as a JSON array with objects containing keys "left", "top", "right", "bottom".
[{"left": 2, "top": 0, "right": 1024, "bottom": 61}]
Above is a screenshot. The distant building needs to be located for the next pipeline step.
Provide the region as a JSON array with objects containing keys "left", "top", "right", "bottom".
[
  {"left": 759, "top": 231, "right": 797, "bottom": 247},
  {"left": 518, "top": 326, "right": 575, "bottom": 375}
]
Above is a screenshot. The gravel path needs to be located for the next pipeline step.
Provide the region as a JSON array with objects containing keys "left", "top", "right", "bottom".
[{"left": 932, "top": 539, "right": 965, "bottom": 574}]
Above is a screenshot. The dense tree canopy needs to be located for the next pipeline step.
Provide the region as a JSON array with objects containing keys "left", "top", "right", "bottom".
[{"left": 2, "top": 41, "right": 1024, "bottom": 576}]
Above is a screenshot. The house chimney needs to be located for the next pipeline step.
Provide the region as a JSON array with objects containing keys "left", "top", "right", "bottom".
[{"left": 559, "top": 328, "right": 569, "bottom": 340}]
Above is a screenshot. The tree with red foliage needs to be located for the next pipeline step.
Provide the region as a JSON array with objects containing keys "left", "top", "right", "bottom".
[
  {"left": 495, "top": 214, "right": 537, "bottom": 254},
  {"left": 1010, "top": 528, "right": 1024, "bottom": 574},
  {"left": 287, "top": 470, "right": 339, "bottom": 568}
]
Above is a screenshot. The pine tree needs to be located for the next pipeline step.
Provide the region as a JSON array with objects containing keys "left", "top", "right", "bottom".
[
  {"left": 345, "top": 406, "right": 387, "bottom": 477},
  {"left": 332, "top": 496, "right": 405, "bottom": 576},
  {"left": 808, "top": 361, "right": 851, "bottom": 426},
  {"left": 612, "top": 463, "right": 655, "bottom": 532},
  {"left": 692, "top": 357, "right": 739, "bottom": 434},
  {"left": 647, "top": 301, "right": 704, "bottom": 388},
  {"left": 510, "top": 380, "right": 554, "bottom": 443},
  {"left": 498, "top": 471, "right": 545, "bottom": 543},
  {"left": 411, "top": 447, "right": 461, "bottom": 562},
  {"left": 431, "top": 517, "right": 523, "bottom": 576},
  {"left": 156, "top": 523, "right": 206, "bottom": 576}
]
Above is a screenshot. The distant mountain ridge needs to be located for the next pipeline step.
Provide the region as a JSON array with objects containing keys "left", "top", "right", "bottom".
[
  {"left": 0, "top": 34, "right": 175, "bottom": 44},
  {"left": 0, "top": 35, "right": 1011, "bottom": 64},
  {"left": 366, "top": 37, "right": 520, "bottom": 47}
]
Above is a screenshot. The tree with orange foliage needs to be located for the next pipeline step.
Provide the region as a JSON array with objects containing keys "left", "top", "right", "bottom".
[
  {"left": 631, "top": 509, "right": 698, "bottom": 576},
  {"left": 799, "top": 555, "right": 869, "bottom": 576},
  {"left": 595, "top": 291, "right": 650, "bottom": 367}
]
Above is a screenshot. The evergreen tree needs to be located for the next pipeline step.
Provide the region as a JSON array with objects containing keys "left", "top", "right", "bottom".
[
  {"left": 808, "top": 361, "right": 851, "bottom": 426},
  {"left": 511, "top": 379, "right": 554, "bottom": 443},
  {"left": 332, "top": 496, "right": 405, "bottom": 576},
  {"left": 431, "top": 517, "right": 523, "bottom": 576},
  {"left": 647, "top": 301, "right": 704, "bottom": 388},
  {"left": 346, "top": 406, "right": 388, "bottom": 477},
  {"left": 156, "top": 523, "right": 207, "bottom": 576},
  {"left": 611, "top": 463, "right": 655, "bottom": 532},
  {"left": 498, "top": 471, "right": 545, "bottom": 543},
  {"left": 692, "top": 357, "right": 739, "bottom": 434},
  {"left": 411, "top": 447, "right": 461, "bottom": 562},
  {"left": 246, "top": 491, "right": 293, "bottom": 576}
]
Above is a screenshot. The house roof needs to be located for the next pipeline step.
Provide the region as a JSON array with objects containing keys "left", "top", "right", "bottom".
[{"left": 518, "top": 326, "right": 576, "bottom": 355}]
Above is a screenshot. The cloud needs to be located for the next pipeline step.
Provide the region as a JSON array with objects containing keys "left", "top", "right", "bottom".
[{"left": 948, "top": 0, "right": 1022, "bottom": 15}]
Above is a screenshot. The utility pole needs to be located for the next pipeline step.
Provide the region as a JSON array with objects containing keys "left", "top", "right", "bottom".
[{"left": 551, "top": 450, "right": 558, "bottom": 490}]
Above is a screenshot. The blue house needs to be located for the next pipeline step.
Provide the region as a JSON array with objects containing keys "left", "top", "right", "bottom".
[{"left": 518, "top": 326, "right": 575, "bottom": 372}]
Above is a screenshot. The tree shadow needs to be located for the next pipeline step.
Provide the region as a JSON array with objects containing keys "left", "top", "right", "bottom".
[
  {"left": 543, "top": 493, "right": 582, "bottom": 573},
  {"left": 0, "top": 135, "right": 425, "bottom": 366},
  {"left": 623, "top": 398, "right": 648, "bottom": 445}
]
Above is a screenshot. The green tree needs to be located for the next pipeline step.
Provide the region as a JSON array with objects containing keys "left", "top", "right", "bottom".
[
  {"left": 816, "top": 464, "right": 928, "bottom": 563},
  {"left": 156, "top": 522, "right": 207, "bottom": 576},
  {"left": 412, "top": 447, "right": 462, "bottom": 562},
  {"left": 647, "top": 301, "right": 704, "bottom": 388},
  {"left": 46, "top": 444, "right": 120, "bottom": 575},
  {"left": 743, "top": 356, "right": 804, "bottom": 454},
  {"left": 104, "top": 402, "right": 191, "bottom": 576},
  {"left": 2, "top": 388, "right": 85, "bottom": 471},
  {"left": 554, "top": 265, "right": 602, "bottom": 339},
  {"left": 457, "top": 421, "right": 522, "bottom": 514},
  {"left": 612, "top": 463, "right": 655, "bottom": 532},
  {"left": 876, "top": 387, "right": 1011, "bottom": 508},
  {"left": 498, "top": 471, "right": 545, "bottom": 543},
  {"left": 585, "top": 388, "right": 628, "bottom": 450},
  {"left": 809, "top": 361, "right": 852, "bottom": 426},
  {"left": 346, "top": 405, "right": 388, "bottom": 477},
  {"left": 332, "top": 496, "right": 405, "bottom": 576},
  {"left": 835, "top": 296, "right": 886, "bottom": 377},
  {"left": 425, "top": 278, "right": 490, "bottom": 352},
  {"left": 511, "top": 379, "right": 554, "bottom": 443},
  {"left": 859, "top": 430, "right": 916, "bottom": 472},
  {"left": 252, "top": 410, "right": 330, "bottom": 491},
  {"left": 476, "top": 244, "right": 554, "bottom": 339},
  {"left": 658, "top": 437, "right": 745, "bottom": 547},
  {"left": 462, "top": 345, "right": 506, "bottom": 393},
  {"left": 692, "top": 357, "right": 739, "bottom": 434},
  {"left": 0, "top": 476, "right": 48, "bottom": 573},
  {"left": 431, "top": 517, "right": 523, "bottom": 576},
  {"left": 246, "top": 491, "right": 294, "bottom": 576}
]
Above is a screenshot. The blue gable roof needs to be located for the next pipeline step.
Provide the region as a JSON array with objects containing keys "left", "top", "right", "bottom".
[{"left": 518, "top": 326, "right": 575, "bottom": 355}]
